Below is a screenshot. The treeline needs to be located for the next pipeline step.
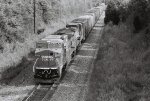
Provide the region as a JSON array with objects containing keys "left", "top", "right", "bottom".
[
  {"left": 0, "top": 0, "right": 99, "bottom": 69},
  {"left": 104, "top": 0, "right": 150, "bottom": 32},
  {"left": 0, "top": 0, "right": 93, "bottom": 53}
]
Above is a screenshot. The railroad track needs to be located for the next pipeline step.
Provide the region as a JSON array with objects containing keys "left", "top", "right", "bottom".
[
  {"left": 22, "top": 44, "right": 83, "bottom": 101},
  {"left": 22, "top": 83, "right": 57, "bottom": 101},
  {"left": 22, "top": 8, "right": 106, "bottom": 101},
  {"left": 22, "top": 69, "right": 67, "bottom": 101}
]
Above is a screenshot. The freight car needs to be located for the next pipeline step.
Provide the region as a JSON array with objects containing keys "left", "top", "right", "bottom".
[{"left": 33, "top": 4, "right": 105, "bottom": 83}]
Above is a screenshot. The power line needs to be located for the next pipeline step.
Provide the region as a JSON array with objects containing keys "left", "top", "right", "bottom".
[{"left": 33, "top": 0, "right": 36, "bottom": 34}]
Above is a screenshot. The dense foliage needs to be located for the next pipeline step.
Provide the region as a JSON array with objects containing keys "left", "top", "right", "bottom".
[
  {"left": 0, "top": 0, "right": 93, "bottom": 53},
  {"left": 105, "top": 0, "right": 150, "bottom": 31},
  {"left": 0, "top": 0, "right": 96, "bottom": 69}
]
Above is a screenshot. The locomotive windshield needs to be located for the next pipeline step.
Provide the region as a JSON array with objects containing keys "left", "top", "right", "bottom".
[
  {"left": 36, "top": 42, "right": 48, "bottom": 48},
  {"left": 66, "top": 24, "right": 77, "bottom": 28},
  {"left": 66, "top": 24, "right": 78, "bottom": 30},
  {"left": 48, "top": 42, "right": 62, "bottom": 48},
  {"left": 35, "top": 57, "right": 57, "bottom": 67}
]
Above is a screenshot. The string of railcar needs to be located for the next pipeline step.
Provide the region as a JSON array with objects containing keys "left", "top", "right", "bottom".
[{"left": 33, "top": 3, "right": 106, "bottom": 84}]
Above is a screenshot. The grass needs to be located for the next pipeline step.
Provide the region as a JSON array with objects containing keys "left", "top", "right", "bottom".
[{"left": 86, "top": 23, "right": 150, "bottom": 101}]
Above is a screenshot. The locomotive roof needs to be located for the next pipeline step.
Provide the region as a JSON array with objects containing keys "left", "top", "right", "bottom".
[
  {"left": 79, "top": 15, "right": 93, "bottom": 19},
  {"left": 41, "top": 38, "right": 63, "bottom": 43},
  {"left": 90, "top": 8, "right": 99, "bottom": 11},
  {"left": 66, "top": 23, "right": 79, "bottom": 26},
  {"left": 85, "top": 13, "right": 95, "bottom": 16},
  {"left": 72, "top": 18, "right": 87, "bottom": 23},
  {"left": 55, "top": 28, "right": 75, "bottom": 34},
  {"left": 41, "top": 35, "right": 64, "bottom": 43},
  {"left": 54, "top": 28, "right": 75, "bottom": 40},
  {"left": 44, "top": 35, "right": 62, "bottom": 39},
  {"left": 93, "top": 7, "right": 101, "bottom": 10}
]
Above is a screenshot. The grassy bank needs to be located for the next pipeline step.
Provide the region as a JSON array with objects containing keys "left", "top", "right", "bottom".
[{"left": 86, "top": 23, "right": 150, "bottom": 101}]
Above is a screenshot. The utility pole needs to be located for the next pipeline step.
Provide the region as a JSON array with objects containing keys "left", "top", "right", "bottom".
[
  {"left": 33, "top": 0, "right": 36, "bottom": 34},
  {"left": 59, "top": 0, "right": 61, "bottom": 28},
  {"left": 84, "top": 0, "right": 86, "bottom": 12}
]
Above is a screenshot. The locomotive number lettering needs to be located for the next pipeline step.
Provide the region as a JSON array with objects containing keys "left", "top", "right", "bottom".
[{"left": 42, "top": 56, "right": 54, "bottom": 61}]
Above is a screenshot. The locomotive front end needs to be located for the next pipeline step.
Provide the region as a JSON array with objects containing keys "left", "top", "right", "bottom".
[{"left": 33, "top": 39, "right": 64, "bottom": 83}]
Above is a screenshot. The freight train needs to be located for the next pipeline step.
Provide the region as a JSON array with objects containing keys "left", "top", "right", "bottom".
[{"left": 33, "top": 3, "right": 106, "bottom": 83}]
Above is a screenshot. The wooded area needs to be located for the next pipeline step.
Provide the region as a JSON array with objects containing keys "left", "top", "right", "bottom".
[{"left": 0, "top": 0, "right": 96, "bottom": 70}]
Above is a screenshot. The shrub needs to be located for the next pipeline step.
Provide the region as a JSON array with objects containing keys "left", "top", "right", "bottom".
[
  {"left": 0, "top": 0, "right": 96, "bottom": 70},
  {"left": 128, "top": 0, "right": 149, "bottom": 31},
  {"left": 104, "top": 2, "right": 120, "bottom": 25},
  {"left": 105, "top": 0, "right": 150, "bottom": 32}
]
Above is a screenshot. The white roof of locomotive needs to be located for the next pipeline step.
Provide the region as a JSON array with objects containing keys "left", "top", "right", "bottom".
[
  {"left": 67, "top": 22, "right": 80, "bottom": 26},
  {"left": 79, "top": 15, "right": 94, "bottom": 19},
  {"left": 44, "top": 35, "right": 62, "bottom": 39},
  {"left": 85, "top": 13, "right": 95, "bottom": 17},
  {"left": 41, "top": 35, "right": 64, "bottom": 43}
]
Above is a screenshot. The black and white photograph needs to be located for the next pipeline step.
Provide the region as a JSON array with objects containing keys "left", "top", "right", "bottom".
[{"left": 0, "top": 0, "right": 150, "bottom": 101}]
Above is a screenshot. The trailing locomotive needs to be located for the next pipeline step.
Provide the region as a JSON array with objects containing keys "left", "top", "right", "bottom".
[{"left": 33, "top": 3, "right": 106, "bottom": 83}]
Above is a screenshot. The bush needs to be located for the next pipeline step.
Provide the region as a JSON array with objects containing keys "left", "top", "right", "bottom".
[
  {"left": 128, "top": 0, "right": 149, "bottom": 31},
  {"left": 0, "top": 0, "right": 96, "bottom": 70},
  {"left": 104, "top": 2, "right": 120, "bottom": 25},
  {"left": 104, "top": 0, "right": 128, "bottom": 25},
  {"left": 133, "top": 16, "right": 142, "bottom": 32},
  {"left": 105, "top": 0, "right": 150, "bottom": 32}
]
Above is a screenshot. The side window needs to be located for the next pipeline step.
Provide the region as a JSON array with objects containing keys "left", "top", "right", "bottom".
[
  {"left": 71, "top": 41, "right": 73, "bottom": 47},
  {"left": 50, "top": 52, "right": 54, "bottom": 56},
  {"left": 79, "top": 25, "right": 81, "bottom": 31}
]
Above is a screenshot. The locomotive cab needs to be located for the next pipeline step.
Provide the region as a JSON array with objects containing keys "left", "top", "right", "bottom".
[
  {"left": 33, "top": 36, "right": 68, "bottom": 83},
  {"left": 72, "top": 18, "right": 88, "bottom": 41},
  {"left": 66, "top": 23, "right": 83, "bottom": 41}
]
